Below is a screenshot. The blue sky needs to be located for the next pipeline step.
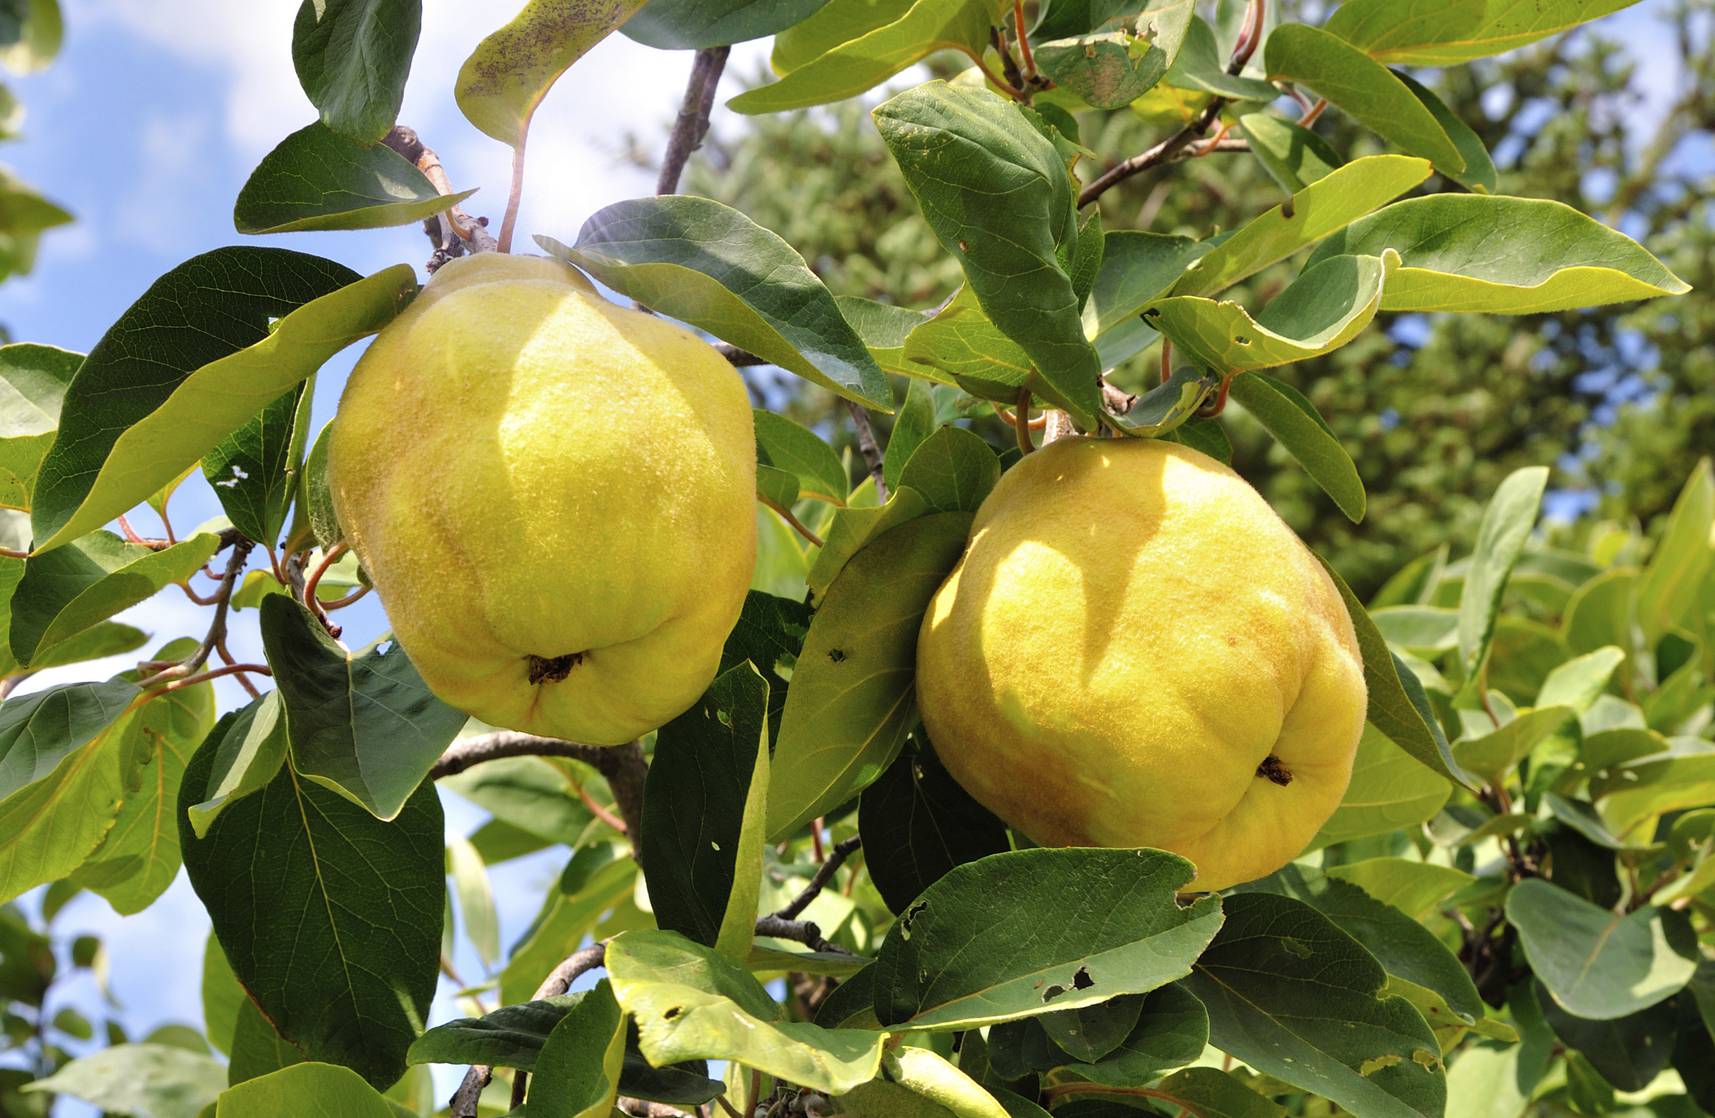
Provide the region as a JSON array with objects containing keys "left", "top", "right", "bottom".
[{"left": 0, "top": 0, "right": 1699, "bottom": 1111}]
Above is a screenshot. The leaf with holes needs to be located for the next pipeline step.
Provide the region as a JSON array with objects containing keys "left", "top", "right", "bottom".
[
  {"left": 874, "top": 847, "right": 1223, "bottom": 1030},
  {"left": 540, "top": 197, "right": 890, "bottom": 408},
  {"left": 235, "top": 122, "right": 476, "bottom": 234},
  {"left": 1035, "top": 0, "right": 1196, "bottom": 110},
  {"left": 607, "top": 929, "right": 887, "bottom": 1094},
  {"left": 30, "top": 251, "right": 414, "bottom": 552},
  {"left": 178, "top": 730, "right": 444, "bottom": 1090},
  {"left": 1184, "top": 892, "right": 1445, "bottom": 1118},
  {"left": 260, "top": 595, "right": 466, "bottom": 820},
  {"left": 1305, "top": 195, "right": 1688, "bottom": 313},
  {"left": 768, "top": 512, "right": 971, "bottom": 841}
]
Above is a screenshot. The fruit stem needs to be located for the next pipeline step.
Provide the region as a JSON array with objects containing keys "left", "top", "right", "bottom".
[{"left": 1014, "top": 388, "right": 1035, "bottom": 454}]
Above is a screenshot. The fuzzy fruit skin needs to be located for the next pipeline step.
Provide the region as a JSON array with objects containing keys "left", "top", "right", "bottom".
[
  {"left": 328, "top": 253, "right": 756, "bottom": 745},
  {"left": 915, "top": 437, "right": 1365, "bottom": 892}
]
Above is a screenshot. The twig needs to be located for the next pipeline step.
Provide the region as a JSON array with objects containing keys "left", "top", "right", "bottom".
[
  {"left": 302, "top": 542, "right": 348, "bottom": 638},
  {"left": 574, "top": 779, "right": 630, "bottom": 835},
  {"left": 0, "top": 546, "right": 25, "bottom": 560},
  {"left": 758, "top": 495, "right": 825, "bottom": 548},
  {"left": 843, "top": 400, "right": 887, "bottom": 501},
  {"left": 384, "top": 126, "right": 499, "bottom": 272},
  {"left": 774, "top": 837, "right": 862, "bottom": 921},
  {"left": 658, "top": 47, "right": 731, "bottom": 196},
  {"left": 0, "top": 673, "right": 33, "bottom": 701},
  {"left": 139, "top": 539, "right": 255, "bottom": 689},
  {"left": 754, "top": 915, "right": 851, "bottom": 955},
  {"left": 430, "top": 733, "right": 648, "bottom": 846},
  {"left": 159, "top": 663, "right": 272, "bottom": 692}
]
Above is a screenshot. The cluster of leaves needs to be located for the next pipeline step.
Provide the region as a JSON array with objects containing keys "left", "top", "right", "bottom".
[
  {"left": 0, "top": 0, "right": 68, "bottom": 326},
  {"left": 0, "top": 1, "right": 1706, "bottom": 1117}
]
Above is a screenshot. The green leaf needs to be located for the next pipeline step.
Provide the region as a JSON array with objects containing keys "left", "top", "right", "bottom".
[
  {"left": 454, "top": 0, "right": 648, "bottom": 146},
  {"left": 1320, "top": 557, "right": 1476, "bottom": 789},
  {"left": 1168, "top": 155, "right": 1430, "bottom": 298},
  {"left": 885, "top": 1046, "right": 1010, "bottom": 1118},
  {"left": 839, "top": 295, "right": 926, "bottom": 377},
  {"left": 624, "top": 0, "right": 832, "bottom": 48},
  {"left": 875, "top": 82, "right": 1103, "bottom": 429},
  {"left": 1635, "top": 459, "right": 1714, "bottom": 645},
  {"left": 1251, "top": 865, "right": 1483, "bottom": 1028},
  {"left": 184, "top": 694, "right": 290, "bottom": 837},
  {"left": 1594, "top": 750, "right": 1715, "bottom": 844},
  {"left": 540, "top": 197, "right": 890, "bottom": 409},
  {"left": 642, "top": 663, "right": 771, "bottom": 959},
  {"left": 260, "top": 596, "right": 466, "bottom": 820},
  {"left": 1312, "top": 724, "right": 1451, "bottom": 847},
  {"left": 1106, "top": 366, "right": 1215, "bottom": 437},
  {"left": 718, "top": 589, "right": 811, "bottom": 737},
  {"left": 202, "top": 937, "right": 244, "bottom": 1057},
  {"left": 1264, "top": 25, "right": 1464, "bottom": 176},
  {"left": 896, "top": 425, "right": 1000, "bottom": 514},
  {"left": 1082, "top": 230, "right": 1208, "bottom": 356},
  {"left": 1506, "top": 879, "right": 1696, "bottom": 1019},
  {"left": 768, "top": 512, "right": 971, "bottom": 841},
  {"left": 1183, "top": 892, "right": 1445, "bottom": 1118},
  {"left": 1148, "top": 251, "right": 1395, "bottom": 375},
  {"left": 447, "top": 833, "right": 499, "bottom": 967},
  {"left": 1239, "top": 112, "right": 1344, "bottom": 194},
  {"left": 874, "top": 848, "right": 1224, "bottom": 1030},
  {"left": 1228, "top": 372, "right": 1364, "bottom": 522},
  {"left": 178, "top": 732, "right": 444, "bottom": 1089},
  {"left": 1037, "top": 995, "right": 1146, "bottom": 1066},
  {"left": 902, "top": 288, "right": 1037, "bottom": 399},
  {"left": 292, "top": 0, "right": 421, "bottom": 141},
  {"left": 529, "top": 980, "right": 626, "bottom": 1118},
  {"left": 729, "top": 0, "right": 992, "bottom": 114},
  {"left": 0, "top": 168, "right": 72, "bottom": 285},
  {"left": 1456, "top": 466, "right": 1548, "bottom": 689},
  {"left": 0, "top": 0, "right": 61, "bottom": 73},
  {"left": 0, "top": 343, "right": 81, "bottom": 511},
  {"left": 213, "top": 1062, "right": 401, "bottom": 1117},
  {"left": 295, "top": 421, "right": 343, "bottom": 549},
  {"left": 72, "top": 679, "right": 216, "bottom": 914},
  {"left": 806, "top": 485, "right": 931, "bottom": 599},
  {"left": 1324, "top": 858, "right": 1473, "bottom": 920},
  {"left": 0, "top": 679, "right": 141, "bottom": 904},
  {"left": 1324, "top": 0, "right": 1643, "bottom": 65},
  {"left": 31, "top": 252, "right": 414, "bottom": 552},
  {"left": 1034, "top": 0, "right": 1196, "bottom": 110},
  {"left": 1394, "top": 71, "right": 1496, "bottom": 193},
  {"left": 443, "top": 753, "right": 595, "bottom": 849},
  {"left": 1163, "top": 15, "right": 1278, "bottom": 100},
  {"left": 203, "top": 379, "right": 312, "bottom": 545},
  {"left": 23, "top": 1043, "right": 225, "bottom": 1118},
  {"left": 883, "top": 379, "right": 936, "bottom": 492},
  {"left": 755, "top": 410, "right": 847, "bottom": 505},
  {"left": 1534, "top": 982, "right": 1676, "bottom": 1092},
  {"left": 858, "top": 735, "right": 1008, "bottom": 914},
  {"left": 606, "top": 929, "right": 887, "bottom": 1094},
  {"left": 1452, "top": 706, "right": 1573, "bottom": 783},
  {"left": 9, "top": 530, "right": 219, "bottom": 667},
  {"left": 1037, "top": 984, "right": 1208, "bottom": 1088},
  {"left": 1305, "top": 195, "right": 1689, "bottom": 313},
  {"left": 1141, "top": 1067, "right": 1288, "bottom": 1118},
  {"left": 235, "top": 122, "right": 475, "bottom": 234}
]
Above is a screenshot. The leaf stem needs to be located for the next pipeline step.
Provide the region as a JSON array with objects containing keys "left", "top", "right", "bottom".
[
  {"left": 1013, "top": 0, "right": 1037, "bottom": 77},
  {"left": 499, "top": 129, "right": 528, "bottom": 253},
  {"left": 1014, "top": 388, "right": 1036, "bottom": 454},
  {"left": 758, "top": 495, "right": 825, "bottom": 548},
  {"left": 774, "top": 836, "right": 862, "bottom": 921}
]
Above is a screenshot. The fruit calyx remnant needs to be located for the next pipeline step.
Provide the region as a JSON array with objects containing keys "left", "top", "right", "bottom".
[
  {"left": 1256, "top": 754, "right": 1294, "bottom": 786},
  {"left": 527, "top": 652, "right": 585, "bottom": 685}
]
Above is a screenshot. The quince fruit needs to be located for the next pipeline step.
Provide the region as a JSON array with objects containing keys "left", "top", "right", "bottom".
[
  {"left": 915, "top": 437, "right": 1366, "bottom": 891},
  {"left": 328, "top": 253, "right": 756, "bottom": 745}
]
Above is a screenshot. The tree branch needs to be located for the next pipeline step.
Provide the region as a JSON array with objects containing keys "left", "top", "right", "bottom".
[
  {"left": 658, "top": 47, "right": 731, "bottom": 196},
  {"left": 430, "top": 732, "right": 648, "bottom": 846},
  {"left": 773, "top": 836, "right": 861, "bottom": 921},
  {"left": 754, "top": 915, "right": 851, "bottom": 955},
  {"left": 843, "top": 400, "right": 888, "bottom": 501},
  {"left": 385, "top": 125, "right": 499, "bottom": 272}
]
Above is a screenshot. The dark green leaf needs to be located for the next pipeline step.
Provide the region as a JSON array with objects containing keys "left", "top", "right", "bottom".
[
  {"left": 755, "top": 410, "right": 847, "bottom": 505},
  {"left": 858, "top": 734, "right": 1008, "bottom": 914},
  {"left": 1038, "top": 995, "right": 1146, "bottom": 1066},
  {"left": 874, "top": 848, "right": 1223, "bottom": 1030},
  {"left": 203, "top": 382, "right": 311, "bottom": 545},
  {"left": 1455, "top": 466, "right": 1548, "bottom": 689},
  {"left": 235, "top": 122, "right": 475, "bottom": 234},
  {"left": 1043, "top": 984, "right": 1209, "bottom": 1088},
  {"left": 260, "top": 596, "right": 465, "bottom": 819},
  {"left": 541, "top": 197, "right": 890, "bottom": 409},
  {"left": 642, "top": 663, "right": 770, "bottom": 958},
  {"left": 1239, "top": 112, "right": 1344, "bottom": 193},
  {"left": 1035, "top": 0, "right": 1196, "bottom": 110},
  {"left": 1164, "top": 15, "right": 1278, "bottom": 100},
  {"left": 875, "top": 82, "right": 1103, "bottom": 429},
  {"left": 292, "top": 0, "right": 421, "bottom": 141},
  {"left": 528, "top": 980, "right": 625, "bottom": 1118},
  {"left": 896, "top": 425, "right": 1000, "bottom": 514},
  {"left": 1183, "top": 892, "right": 1445, "bottom": 1118},
  {"left": 1506, "top": 879, "right": 1696, "bottom": 1020},
  {"left": 184, "top": 695, "right": 290, "bottom": 837},
  {"left": 178, "top": 731, "right": 444, "bottom": 1090},
  {"left": 883, "top": 379, "right": 936, "bottom": 492},
  {"left": 624, "top": 0, "right": 832, "bottom": 48},
  {"left": 1324, "top": 0, "right": 1643, "bottom": 65},
  {"left": 1535, "top": 981, "right": 1676, "bottom": 1091},
  {"left": 1394, "top": 72, "right": 1495, "bottom": 193}
]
